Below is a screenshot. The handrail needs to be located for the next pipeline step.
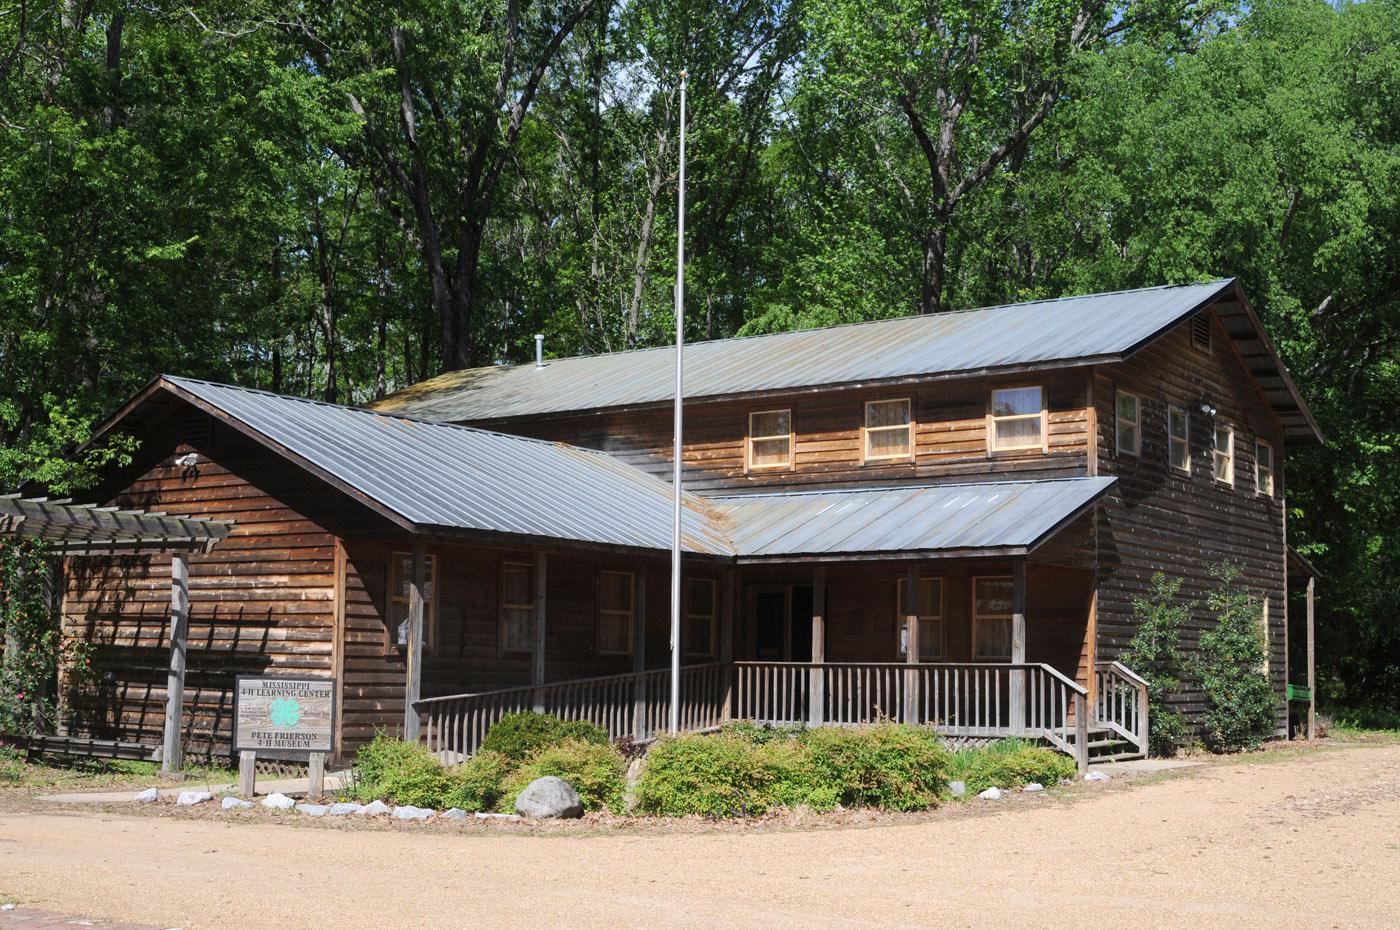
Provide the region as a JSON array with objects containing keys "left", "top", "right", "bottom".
[
  {"left": 1092, "top": 661, "right": 1149, "bottom": 760},
  {"left": 732, "top": 659, "right": 1089, "bottom": 696},
  {"left": 1097, "top": 660, "right": 1149, "bottom": 689}
]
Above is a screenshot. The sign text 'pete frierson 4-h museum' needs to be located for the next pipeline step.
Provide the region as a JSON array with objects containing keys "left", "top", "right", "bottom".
[{"left": 233, "top": 676, "right": 335, "bottom": 756}]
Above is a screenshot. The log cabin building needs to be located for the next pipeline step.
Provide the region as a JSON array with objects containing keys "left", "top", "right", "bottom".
[{"left": 56, "top": 279, "right": 1321, "bottom": 769}]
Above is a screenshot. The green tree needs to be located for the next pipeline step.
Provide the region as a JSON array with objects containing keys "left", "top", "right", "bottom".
[
  {"left": 1196, "top": 565, "right": 1276, "bottom": 752},
  {"left": 1120, "top": 573, "right": 1191, "bottom": 755}
]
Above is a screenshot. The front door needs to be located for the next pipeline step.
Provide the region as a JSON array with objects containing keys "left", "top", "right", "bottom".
[{"left": 751, "top": 585, "right": 814, "bottom": 661}]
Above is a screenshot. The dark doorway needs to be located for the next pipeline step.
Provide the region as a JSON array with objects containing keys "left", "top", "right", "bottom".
[{"left": 751, "top": 585, "right": 814, "bottom": 661}]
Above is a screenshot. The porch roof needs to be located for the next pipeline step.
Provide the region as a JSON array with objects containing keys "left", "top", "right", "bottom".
[{"left": 712, "top": 477, "right": 1115, "bottom": 561}]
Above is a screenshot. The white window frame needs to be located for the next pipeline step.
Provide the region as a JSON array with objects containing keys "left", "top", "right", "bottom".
[
  {"left": 1256, "top": 439, "right": 1275, "bottom": 497},
  {"left": 1115, "top": 390, "right": 1141, "bottom": 457},
  {"left": 972, "top": 576, "right": 1014, "bottom": 661},
  {"left": 862, "top": 398, "right": 914, "bottom": 463},
  {"left": 988, "top": 385, "right": 1047, "bottom": 454},
  {"left": 389, "top": 551, "right": 438, "bottom": 653},
  {"left": 498, "top": 560, "right": 535, "bottom": 656},
  {"left": 1213, "top": 424, "right": 1234, "bottom": 486},
  {"left": 597, "top": 569, "right": 635, "bottom": 657},
  {"left": 1168, "top": 405, "right": 1191, "bottom": 473},
  {"left": 896, "top": 575, "right": 944, "bottom": 660},
  {"left": 746, "top": 408, "right": 794, "bottom": 472},
  {"left": 684, "top": 577, "right": 718, "bottom": 659}
]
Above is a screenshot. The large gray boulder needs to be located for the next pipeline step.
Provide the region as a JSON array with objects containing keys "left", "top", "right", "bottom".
[{"left": 514, "top": 776, "right": 584, "bottom": 819}]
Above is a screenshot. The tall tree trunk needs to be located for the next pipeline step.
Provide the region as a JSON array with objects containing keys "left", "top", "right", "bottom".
[
  {"left": 919, "top": 222, "right": 949, "bottom": 315},
  {"left": 627, "top": 147, "right": 669, "bottom": 347}
]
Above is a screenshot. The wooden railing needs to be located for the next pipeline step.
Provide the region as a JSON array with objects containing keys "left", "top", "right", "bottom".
[
  {"left": 1094, "top": 661, "right": 1150, "bottom": 759},
  {"left": 416, "top": 661, "right": 729, "bottom": 762}
]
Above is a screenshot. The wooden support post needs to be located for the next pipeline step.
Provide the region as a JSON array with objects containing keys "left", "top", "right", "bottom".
[
  {"left": 1010, "top": 560, "right": 1027, "bottom": 736},
  {"left": 308, "top": 752, "right": 326, "bottom": 800},
  {"left": 238, "top": 750, "right": 256, "bottom": 799},
  {"left": 902, "top": 564, "right": 920, "bottom": 725},
  {"left": 161, "top": 553, "right": 190, "bottom": 775},
  {"left": 1306, "top": 575, "right": 1316, "bottom": 740},
  {"left": 720, "top": 568, "right": 735, "bottom": 723},
  {"left": 632, "top": 570, "right": 648, "bottom": 739},
  {"left": 808, "top": 566, "right": 826, "bottom": 727},
  {"left": 402, "top": 540, "right": 425, "bottom": 742},
  {"left": 1074, "top": 691, "right": 1090, "bottom": 774},
  {"left": 531, "top": 552, "right": 547, "bottom": 713}
]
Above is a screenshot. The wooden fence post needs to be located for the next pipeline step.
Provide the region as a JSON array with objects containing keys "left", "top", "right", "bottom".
[
  {"left": 1074, "top": 691, "right": 1090, "bottom": 774},
  {"left": 902, "top": 564, "right": 920, "bottom": 725},
  {"left": 1010, "top": 560, "right": 1027, "bottom": 736},
  {"left": 808, "top": 566, "right": 826, "bottom": 727},
  {"left": 720, "top": 569, "right": 735, "bottom": 723},
  {"left": 531, "top": 552, "right": 547, "bottom": 714},
  {"left": 237, "top": 750, "right": 256, "bottom": 798},
  {"left": 632, "top": 571, "right": 648, "bottom": 739},
  {"left": 308, "top": 752, "right": 326, "bottom": 799},
  {"left": 1306, "top": 575, "right": 1316, "bottom": 740},
  {"left": 161, "top": 553, "right": 189, "bottom": 775},
  {"left": 402, "top": 541, "right": 426, "bottom": 742}
]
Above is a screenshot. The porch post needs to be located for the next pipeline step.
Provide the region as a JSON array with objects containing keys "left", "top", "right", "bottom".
[
  {"left": 1010, "top": 559, "right": 1027, "bottom": 736},
  {"left": 1306, "top": 575, "right": 1316, "bottom": 740},
  {"left": 902, "top": 564, "right": 920, "bottom": 725},
  {"left": 808, "top": 566, "right": 826, "bottom": 727},
  {"left": 632, "top": 570, "right": 648, "bottom": 739},
  {"left": 720, "top": 568, "right": 735, "bottom": 723},
  {"left": 531, "top": 552, "right": 547, "bottom": 713},
  {"left": 402, "top": 540, "right": 426, "bottom": 742},
  {"left": 161, "top": 553, "right": 189, "bottom": 774}
]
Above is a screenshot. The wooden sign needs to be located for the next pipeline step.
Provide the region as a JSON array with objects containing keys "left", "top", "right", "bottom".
[{"left": 233, "top": 676, "right": 335, "bottom": 756}]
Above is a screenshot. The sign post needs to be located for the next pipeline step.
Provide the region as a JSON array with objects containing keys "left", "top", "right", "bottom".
[{"left": 234, "top": 675, "right": 336, "bottom": 799}]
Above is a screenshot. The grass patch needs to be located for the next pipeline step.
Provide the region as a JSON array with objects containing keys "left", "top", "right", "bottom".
[
  {"left": 0, "top": 741, "right": 234, "bottom": 792},
  {"left": 946, "top": 738, "right": 1077, "bottom": 795}
]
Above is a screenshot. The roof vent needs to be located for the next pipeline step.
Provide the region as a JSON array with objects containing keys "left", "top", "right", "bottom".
[
  {"left": 534, "top": 334, "right": 545, "bottom": 370},
  {"left": 1190, "top": 312, "right": 1212, "bottom": 353}
]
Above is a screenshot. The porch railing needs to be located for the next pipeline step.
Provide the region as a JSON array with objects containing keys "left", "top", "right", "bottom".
[{"left": 1094, "top": 660, "right": 1150, "bottom": 758}]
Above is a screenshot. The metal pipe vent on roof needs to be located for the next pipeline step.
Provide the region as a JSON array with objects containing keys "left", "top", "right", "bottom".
[{"left": 535, "top": 334, "right": 545, "bottom": 369}]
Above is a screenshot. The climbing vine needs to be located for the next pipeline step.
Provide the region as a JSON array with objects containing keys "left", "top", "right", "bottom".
[{"left": 0, "top": 540, "right": 90, "bottom": 735}]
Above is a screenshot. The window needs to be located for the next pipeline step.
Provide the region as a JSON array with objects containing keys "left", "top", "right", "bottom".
[
  {"left": 389, "top": 552, "right": 437, "bottom": 651},
  {"left": 896, "top": 576, "right": 944, "bottom": 660},
  {"left": 1190, "top": 312, "right": 1212, "bottom": 353},
  {"left": 597, "top": 570, "right": 635, "bottom": 656},
  {"left": 499, "top": 561, "right": 535, "bottom": 654},
  {"left": 1256, "top": 440, "right": 1275, "bottom": 497},
  {"left": 1168, "top": 405, "right": 1191, "bottom": 473},
  {"left": 684, "top": 578, "right": 717, "bottom": 658},
  {"left": 1115, "top": 391, "right": 1141, "bottom": 456},
  {"left": 989, "top": 386, "right": 1044, "bottom": 452},
  {"left": 747, "top": 409, "right": 793, "bottom": 471},
  {"left": 972, "top": 577, "right": 1013, "bottom": 660},
  {"left": 1213, "top": 424, "right": 1234, "bottom": 485},
  {"left": 863, "top": 398, "right": 913, "bottom": 461}
]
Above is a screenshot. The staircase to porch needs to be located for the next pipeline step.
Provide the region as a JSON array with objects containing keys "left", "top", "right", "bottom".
[{"left": 413, "top": 660, "right": 1149, "bottom": 772}]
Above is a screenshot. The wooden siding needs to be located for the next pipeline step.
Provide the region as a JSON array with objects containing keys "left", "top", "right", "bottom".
[
  {"left": 462, "top": 371, "right": 1092, "bottom": 493},
  {"left": 1094, "top": 306, "right": 1289, "bottom": 731}
]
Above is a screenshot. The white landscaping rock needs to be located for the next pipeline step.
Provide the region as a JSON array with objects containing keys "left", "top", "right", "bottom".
[
  {"left": 296, "top": 802, "right": 329, "bottom": 817},
  {"left": 261, "top": 792, "right": 296, "bottom": 810},
  {"left": 327, "top": 802, "right": 363, "bottom": 816},
  {"left": 176, "top": 791, "right": 213, "bottom": 806},
  {"left": 1022, "top": 783, "right": 1044, "bottom": 793},
  {"left": 391, "top": 805, "right": 434, "bottom": 821},
  {"left": 357, "top": 799, "right": 392, "bottom": 817},
  {"left": 947, "top": 780, "right": 966, "bottom": 798},
  {"left": 514, "top": 776, "right": 584, "bottom": 819},
  {"left": 475, "top": 812, "right": 522, "bottom": 821},
  {"left": 133, "top": 787, "right": 161, "bottom": 803},
  {"left": 1084, "top": 771, "right": 1110, "bottom": 782},
  {"left": 221, "top": 796, "right": 253, "bottom": 810},
  {"left": 441, "top": 808, "right": 468, "bottom": 820},
  {"left": 978, "top": 787, "right": 1003, "bottom": 801}
]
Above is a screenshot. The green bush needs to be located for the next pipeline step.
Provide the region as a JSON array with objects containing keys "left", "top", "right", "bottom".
[
  {"left": 801, "top": 722, "right": 951, "bottom": 811},
  {"left": 947, "top": 738, "right": 1077, "bottom": 794},
  {"left": 1120, "top": 572, "right": 1191, "bottom": 755},
  {"left": 479, "top": 711, "right": 610, "bottom": 761},
  {"left": 500, "top": 738, "right": 627, "bottom": 813},
  {"left": 718, "top": 720, "right": 807, "bottom": 744},
  {"left": 633, "top": 732, "right": 773, "bottom": 817},
  {"left": 442, "top": 750, "right": 513, "bottom": 812},
  {"left": 1196, "top": 564, "right": 1276, "bottom": 752},
  {"left": 352, "top": 732, "right": 456, "bottom": 807}
]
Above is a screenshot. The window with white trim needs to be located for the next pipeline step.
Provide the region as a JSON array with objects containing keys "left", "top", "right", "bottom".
[
  {"left": 864, "top": 398, "right": 913, "bottom": 461},
  {"left": 1256, "top": 439, "right": 1275, "bottom": 497},
  {"left": 747, "top": 409, "right": 793, "bottom": 471},
  {"left": 684, "top": 578, "right": 717, "bottom": 659},
  {"left": 896, "top": 576, "right": 943, "bottom": 659},
  {"left": 1116, "top": 390, "right": 1141, "bottom": 456},
  {"left": 499, "top": 561, "right": 534, "bottom": 654},
  {"left": 1213, "top": 424, "right": 1234, "bottom": 485},
  {"left": 389, "top": 552, "right": 437, "bottom": 651},
  {"left": 597, "top": 570, "right": 635, "bottom": 656},
  {"left": 972, "top": 576, "right": 1013, "bottom": 660},
  {"left": 1168, "top": 405, "right": 1191, "bottom": 473},
  {"left": 989, "top": 386, "right": 1044, "bottom": 452}
]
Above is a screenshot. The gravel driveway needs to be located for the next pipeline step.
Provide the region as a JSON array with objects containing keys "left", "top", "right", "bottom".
[{"left": 2, "top": 741, "right": 1397, "bottom": 930}]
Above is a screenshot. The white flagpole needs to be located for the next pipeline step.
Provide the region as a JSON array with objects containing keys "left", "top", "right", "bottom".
[{"left": 669, "top": 70, "right": 688, "bottom": 735}]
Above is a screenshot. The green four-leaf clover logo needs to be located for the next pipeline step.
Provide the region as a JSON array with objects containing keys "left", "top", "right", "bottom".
[{"left": 269, "top": 696, "right": 301, "bottom": 728}]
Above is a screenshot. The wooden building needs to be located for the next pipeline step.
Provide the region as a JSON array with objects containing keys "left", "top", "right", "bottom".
[{"left": 56, "top": 279, "right": 1321, "bottom": 769}]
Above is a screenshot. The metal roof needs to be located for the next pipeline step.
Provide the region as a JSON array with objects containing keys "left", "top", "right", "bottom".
[
  {"left": 712, "top": 477, "right": 1116, "bottom": 561},
  {"left": 0, "top": 494, "right": 232, "bottom": 556},
  {"left": 152, "top": 377, "right": 734, "bottom": 555}
]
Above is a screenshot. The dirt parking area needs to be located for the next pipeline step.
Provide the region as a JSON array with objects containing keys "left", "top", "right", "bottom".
[{"left": 2, "top": 740, "right": 1398, "bottom": 930}]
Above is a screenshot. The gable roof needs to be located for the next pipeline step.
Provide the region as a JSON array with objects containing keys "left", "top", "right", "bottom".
[{"left": 372, "top": 279, "right": 1318, "bottom": 443}]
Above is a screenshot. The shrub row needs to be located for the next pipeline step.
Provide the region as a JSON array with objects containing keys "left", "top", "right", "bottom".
[{"left": 945, "top": 738, "right": 1078, "bottom": 793}]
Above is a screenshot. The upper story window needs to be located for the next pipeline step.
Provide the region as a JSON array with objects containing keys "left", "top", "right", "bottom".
[
  {"left": 747, "top": 409, "right": 793, "bottom": 471},
  {"left": 1168, "top": 405, "right": 1191, "bottom": 473},
  {"left": 973, "top": 576, "right": 1013, "bottom": 660},
  {"left": 1115, "top": 391, "right": 1141, "bottom": 456},
  {"left": 390, "top": 551, "right": 437, "bottom": 651},
  {"left": 597, "top": 570, "right": 635, "bottom": 656},
  {"left": 863, "top": 398, "right": 913, "bottom": 462},
  {"left": 684, "top": 578, "right": 717, "bottom": 659},
  {"left": 1213, "top": 424, "right": 1234, "bottom": 486},
  {"left": 499, "top": 560, "right": 534, "bottom": 654},
  {"left": 896, "top": 575, "right": 944, "bottom": 660},
  {"left": 1256, "top": 440, "right": 1275, "bottom": 497},
  {"left": 989, "top": 386, "right": 1044, "bottom": 453}
]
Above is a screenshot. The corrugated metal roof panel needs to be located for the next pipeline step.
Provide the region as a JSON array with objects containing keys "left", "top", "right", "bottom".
[{"left": 376, "top": 281, "right": 1234, "bottom": 421}]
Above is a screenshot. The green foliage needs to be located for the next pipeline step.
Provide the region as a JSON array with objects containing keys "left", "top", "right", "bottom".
[
  {"left": 441, "top": 750, "right": 513, "bottom": 812},
  {"left": 500, "top": 738, "right": 627, "bottom": 814},
  {"left": 1120, "top": 573, "right": 1192, "bottom": 754},
  {"left": 800, "top": 722, "right": 951, "bottom": 811},
  {"left": 352, "top": 731, "right": 456, "bottom": 807},
  {"left": 1196, "top": 565, "right": 1277, "bottom": 752},
  {"left": 946, "top": 738, "right": 1078, "bottom": 794},
  {"left": 0, "top": 540, "right": 92, "bottom": 735},
  {"left": 478, "top": 711, "right": 610, "bottom": 762},
  {"left": 633, "top": 732, "right": 774, "bottom": 817}
]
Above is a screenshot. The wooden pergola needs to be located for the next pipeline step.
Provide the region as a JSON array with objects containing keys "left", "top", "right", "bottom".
[{"left": 0, "top": 495, "right": 233, "bottom": 772}]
